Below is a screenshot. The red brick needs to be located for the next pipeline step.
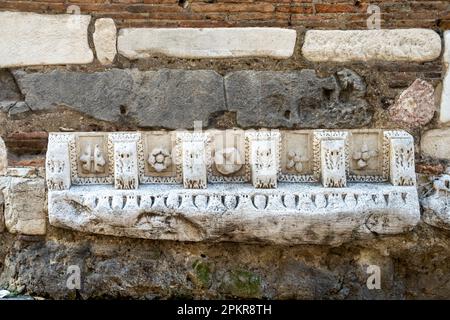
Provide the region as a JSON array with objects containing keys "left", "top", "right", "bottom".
[
  {"left": 191, "top": 3, "right": 275, "bottom": 13},
  {"left": 7, "top": 131, "right": 49, "bottom": 140}
]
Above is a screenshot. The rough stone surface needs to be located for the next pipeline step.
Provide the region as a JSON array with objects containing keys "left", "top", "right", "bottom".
[
  {"left": 1, "top": 222, "right": 450, "bottom": 299},
  {"left": 13, "top": 68, "right": 374, "bottom": 129},
  {"left": 225, "top": 69, "right": 371, "bottom": 128},
  {"left": 117, "top": 28, "right": 296, "bottom": 59},
  {"left": 422, "top": 174, "right": 450, "bottom": 230},
  {"left": 130, "top": 70, "right": 226, "bottom": 128},
  {"left": 0, "top": 71, "right": 21, "bottom": 102},
  {"left": 14, "top": 69, "right": 226, "bottom": 129},
  {"left": 389, "top": 79, "right": 435, "bottom": 127},
  {"left": 0, "top": 177, "right": 46, "bottom": 235},
  {"left": 0, "top": 11, "right": 93, "bottom": 68},
  {"left": 302, "top": 29, "right": 442, "bottom": 62},
  {"left": 0, "top": 194, "right": 4, "bottom": 233},
  {"left": 0, "top": 101, "right": 31, "bottom": 116},
  {"left": 0, "top": 136, "right": 7, "bottom": 176},
  {"left": 421, "top": 128, "right": 450, "bottom": 160},
  {"left": 93, "top": 18, "right": 117, "bottom": 65},
  {"left": 440, "top": 31, "right": 450, "bottom": 123}
]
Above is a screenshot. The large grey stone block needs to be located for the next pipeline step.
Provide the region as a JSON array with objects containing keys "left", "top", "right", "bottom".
[
  {"left": 14, "top": 69, "right": 134, "bottom": 123},
  {"left": 14, "top": 69, "right": 226, "bottom": 129},
  {"left": 224, "top": 69, "right": 371, "bottom": 128},
  {"left": 0, "top": 70, "right": 22, "bottom": 102},
  {"left": 129, "top": 69, "right": 226, "bottom": 128}
]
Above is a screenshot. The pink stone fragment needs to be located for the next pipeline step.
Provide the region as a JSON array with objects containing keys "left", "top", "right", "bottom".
[{"left": 389, "top": 79, "right": 435, "bottom": 127}]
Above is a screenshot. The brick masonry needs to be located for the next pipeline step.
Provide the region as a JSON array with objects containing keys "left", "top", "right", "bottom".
[{"left": 0, "top": 0, "right": 448, "bottom": 29}]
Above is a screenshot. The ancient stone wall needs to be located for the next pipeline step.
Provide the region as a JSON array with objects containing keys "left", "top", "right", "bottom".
[{"left": 1, "top": 1, "right": 450, "bottom": 299}]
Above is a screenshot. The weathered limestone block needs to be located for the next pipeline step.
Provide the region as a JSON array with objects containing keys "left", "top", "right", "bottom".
[
  {"left": 0, "top": 186, "right": 4, "bottom": 232},
  {"left": 1, "top": 177, "right": 46, "bottom": 235},
  {"left": 422, "top": 173, "right": 450, "bottom": 230},
  {"left": 0, "top": 11, "right": 93, "bottom": 67},
  {"left": 224, "top": 69, "right": 371, "bottom": 128},
  {"left": 49, "top": 184, "right": 420, "bottom": 245},
  {"left": 389, "top": 79, "right": 436, "bottom": 127},
  {"left": 117, "top": 28, "right": 296, "bottom": 59},
  {"left": 421, "top": 128, "right": 450, "bottom": 160},
  {"left": 94, "top": 18, "right": 117, "bottom": 65},
  {"left": 14, "top": 69, "right": 226, "bottom": 129},
  {"left": 0, "top": 204, "right": 4, "bottom": 233},
  {"left": 302, "top": 29, "right": 441, "bottom": 62},
  {"left": 46, "top": 129, "right": 420, "bottom": 245},
  {"left": 440, "top": 31, "right": 450, "bottom": 123},
  {"left": 0, "top": 136, "right": 7, "bottom": 176}
]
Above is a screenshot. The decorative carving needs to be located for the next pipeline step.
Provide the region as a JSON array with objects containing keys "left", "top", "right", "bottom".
[
  {"left": 314, "top": 131, "right": 348, "bottom": 188},
  {"left": 348, "top": 131, "right": 386, "bottom": 182},
  {"left": 177, "top": 132, "right": 208, "bottom": 189},
  {"left": 214, "top": 147, "right": 243, "bottom": 175},
  {"left": 312, "top": 131, "right": 349, "bottom": 186},
  {"left": 46, "top": 134, "right": 72, "bottom": 190},
  {"left": 286, "top": 151, "right": 308, "bottom": 173},
  {"left": 139, "top": 132, "right": 181, "bottom": 184},
  {"left": 48, "top": 183, "right": 420, "bottom": 244},
  {"left": 46, "top": 129, "right": 421, "bottom": 243},
  {"left": 79, "top": 143, "right": 106, "bottom": 174},
  {"left": 207, "top": 129, "right": 249, "bottom": 182},
  {"left": 352, "top": 143, "right": 377, "bottom": 169},
  {"left": 321, "top": 139, "right": 346, "bottom": 187},
  {"left": 109, "top": 133, "right": 140, "bottom": 190},
  {"left": 246, "top": 130, "right": 280, "bottom": 188},
  {"left": 69, "top": 134, "right": 113, "bottom": 185},
  {"left": 384, "top": 131, "right": 415, "bottom": 186},
  {"left": 279, "top": 131, "right": 315, "bottom": 183},
  {"left": 148, "top": 147, "right": 172, "bottom": 172}
]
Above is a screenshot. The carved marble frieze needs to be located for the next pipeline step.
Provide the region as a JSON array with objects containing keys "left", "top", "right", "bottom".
[{"left": 46, "top": 129, "right": 420, "bottom": 244}]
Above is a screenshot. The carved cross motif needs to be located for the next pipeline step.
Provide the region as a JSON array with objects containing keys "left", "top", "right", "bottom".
[{"left": 79, "top": 143, "right": 106, "bottom": 174}]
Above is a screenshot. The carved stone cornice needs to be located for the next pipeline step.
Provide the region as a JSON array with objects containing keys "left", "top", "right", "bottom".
[{"left": 46, "top": 129, "right": 419, "bottom": 244}]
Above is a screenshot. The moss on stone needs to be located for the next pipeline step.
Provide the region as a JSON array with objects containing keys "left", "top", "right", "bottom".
[
  {"left": 192, "top": 260, "right": 212, "bottom": 288},
  {"left": 222, "top": 269, "right": 261, "bottom": 298}
]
